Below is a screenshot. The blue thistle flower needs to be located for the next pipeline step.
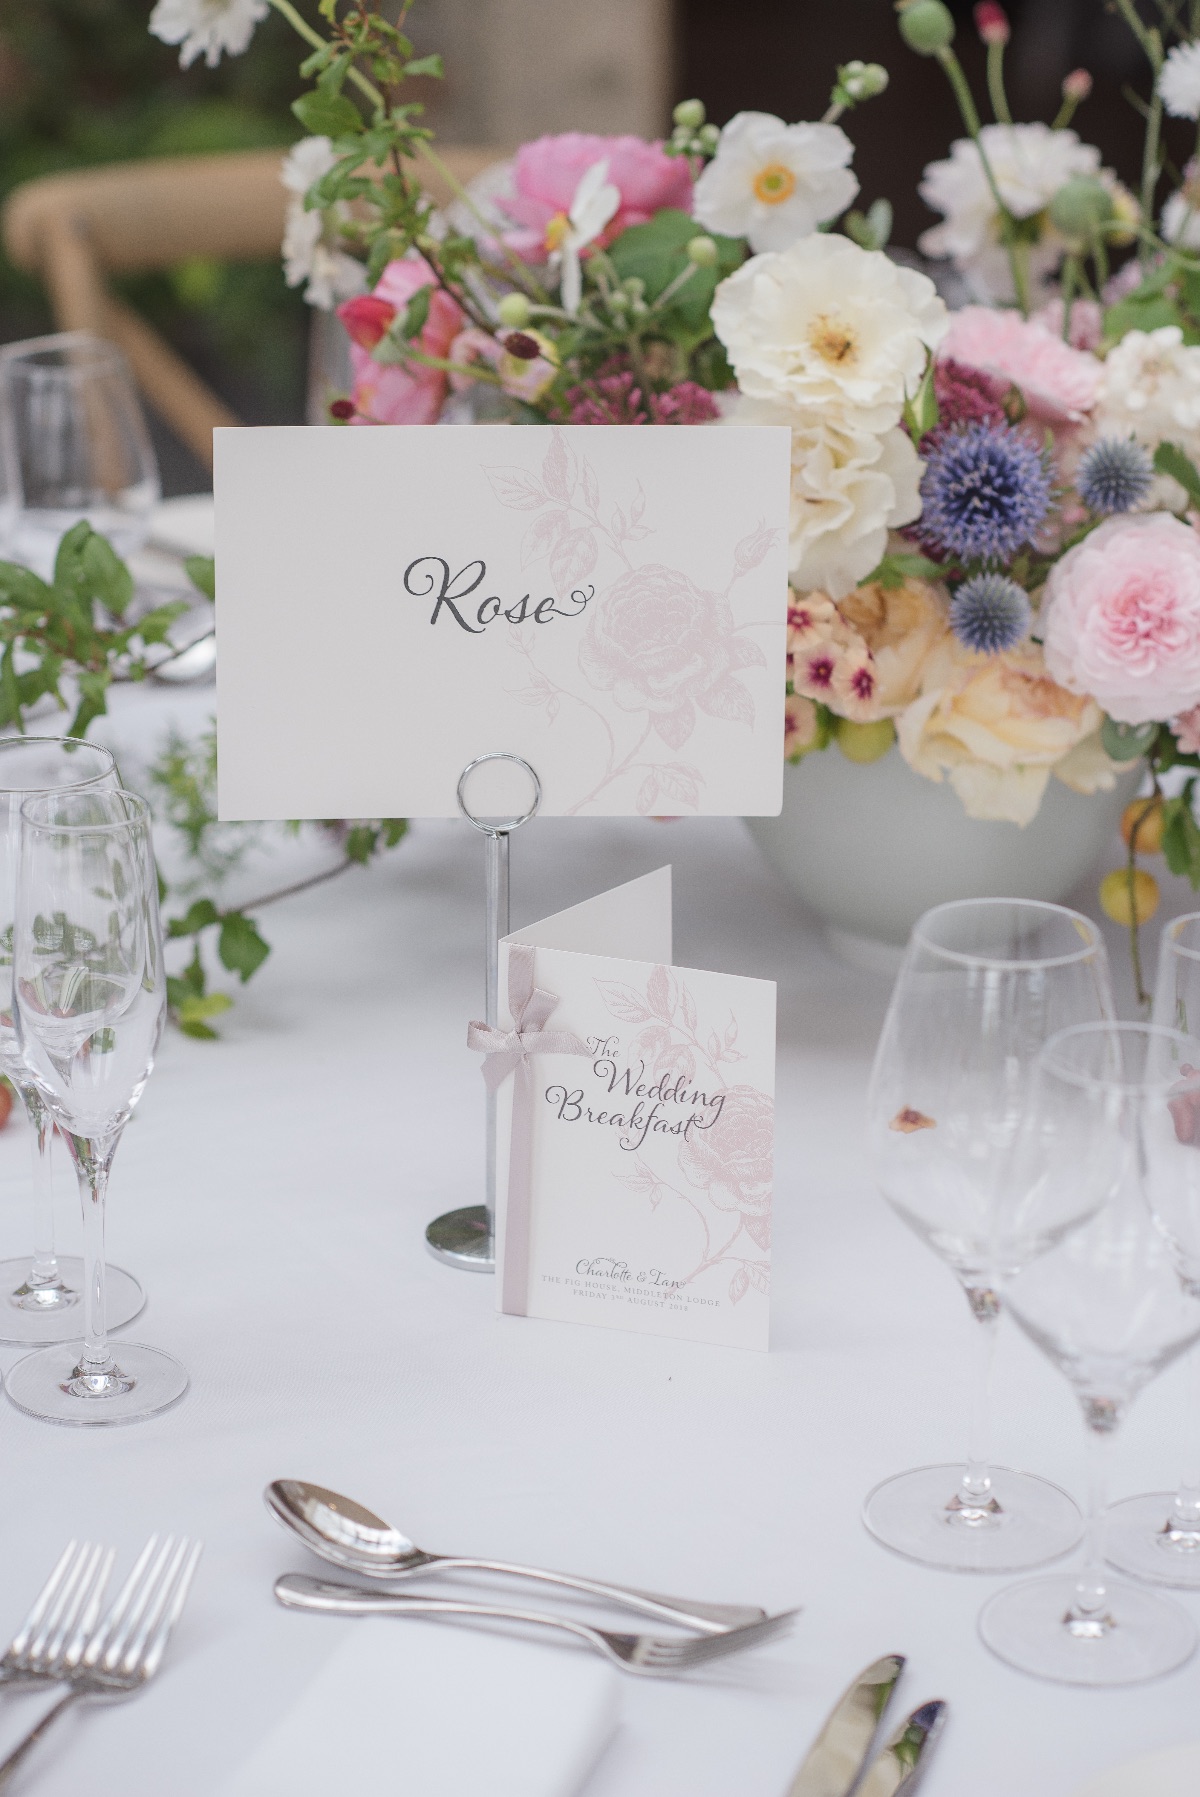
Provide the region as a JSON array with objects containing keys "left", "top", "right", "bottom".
[
  {"left": 1076, "top": 436, "right": 1153, "bottom": 514},
  {"left": 949, "top": 573, "right": 1032, "bottom": 655},
  {"left": 920, "top": 422, "right": 1053, "bottom": 562}
]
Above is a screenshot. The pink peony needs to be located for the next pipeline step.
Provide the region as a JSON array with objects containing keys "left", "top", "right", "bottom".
[
  {"left": 338, "top": 256, "right": 463, "bottom": 425},
  {"left": 497, "top": 133, "right": 693, "bottom": 262},
  {"left": 938, "top": 305, "right": 1102, "bottom": 425},
  {"left": 1043, "top": 513, "right": 1200, "bottom": 724},
  {"left": 1174, "top": 703, "right": 1200, "bottom": 753},
  {"left": 1031, "top": 297, "right": 1104, "bottom": 352}
]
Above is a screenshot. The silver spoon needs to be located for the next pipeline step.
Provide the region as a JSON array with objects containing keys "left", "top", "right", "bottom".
[{"left": 265, "top": 1479, "right": 766, "bottom": 1635}]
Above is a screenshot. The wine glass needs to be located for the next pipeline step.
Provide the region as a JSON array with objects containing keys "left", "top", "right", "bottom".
[
  {"left": 1099, "top": 911, "right": 1200, "bottom": 1588},
  {"left": 0, "top": 738, "right": 145, "bottom": 1344},
  {"left": 980, "top": 1022, "right": 1200, "bottom": 1684},
  {"left": 864, "top": 897, "right": 1114, "bottom": 1571},
  {"left": 0, "top": 333, "right": 159, "bottom": 578},
  {"left": 4, "top": 787, "right": 186, "bottom": 1424}
]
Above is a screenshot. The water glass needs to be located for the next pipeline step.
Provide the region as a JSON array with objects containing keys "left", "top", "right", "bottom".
[
  {"left": 0, "top": 333, "right": 159, "bottom": 577},
  {"left": 4, "top": 787, "right": 185, "bottom": 1424}
]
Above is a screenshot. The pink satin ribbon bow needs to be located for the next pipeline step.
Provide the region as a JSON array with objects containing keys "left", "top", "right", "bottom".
[{"left": 467, "top": 942, "right": 590, "bottom": 1313}]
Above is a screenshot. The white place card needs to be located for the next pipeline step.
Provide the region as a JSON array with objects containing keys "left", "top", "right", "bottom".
[
  {"left": 213, "top": 424, "right": 789, "bottom": 819},
  {"left": 488, "top": 868, "right": 775, "bottom": 1350}
]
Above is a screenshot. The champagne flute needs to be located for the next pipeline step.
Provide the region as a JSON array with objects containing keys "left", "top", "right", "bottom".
[
  {"left": 1101, "top": 911, "right": 1200, "bottom": 1587},
  {"left": 0, "top": 738, "right": 145, "bottom": 1344},
  {"left": 980, "top": 1022, "right": 1200, "bottom": 1684},
  {"left": 864, "top": 898, "right": 1113, "bottom": 1571},
  {"left": 0, "top": 333, "right": 159, "bottom": 577},
  {"left": 4, "top": 788, "right": 186, "bottom": 1424}
]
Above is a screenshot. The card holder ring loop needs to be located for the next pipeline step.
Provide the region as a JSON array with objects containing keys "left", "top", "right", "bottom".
[{"left": 456, "top": 752, "right": 542, "bottom": 836}]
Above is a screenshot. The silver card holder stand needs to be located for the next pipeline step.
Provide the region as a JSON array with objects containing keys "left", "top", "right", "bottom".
[{"left": 425, "top": 752, "right": 542, "bottom": 1271}]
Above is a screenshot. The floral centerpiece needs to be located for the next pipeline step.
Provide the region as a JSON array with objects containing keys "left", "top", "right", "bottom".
[{"left": 147, "top": 0, "right": 1200, "bottom": 996}]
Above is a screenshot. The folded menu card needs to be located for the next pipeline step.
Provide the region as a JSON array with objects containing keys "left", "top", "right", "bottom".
[
  {"left": 214, "top": 423, "right": 789, "bottom": 820},
  {"left": 479, "top": 867, "right": 775, "bottom": 1350},
  {"left": 217, "top": 1618, "right": 618, "bottom": 1797}
]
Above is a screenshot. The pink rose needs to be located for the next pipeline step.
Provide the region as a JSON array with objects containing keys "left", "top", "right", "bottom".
[
  {"left": 498, "top": 133, "right": 693, "bottom": 262},
  {"left": 1043, "top": 513, "right": 1200, "bottom": 724},
  {"left": 678, "top": 1085, "right": 774, "bottom": 1243},
  {"left": 939, "top": 306, "right": 1101, "bottom": 426},
  {"left": 338, "top": 256, "right": 463, "bottom": 425},
  {"left": 579, "top": 563, "right": 764, "bottom": 749}
]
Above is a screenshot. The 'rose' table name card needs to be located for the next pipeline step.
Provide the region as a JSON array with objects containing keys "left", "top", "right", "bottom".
[
  {"left": 481, "top": 867, "right": 775, "bottom": 1350},
  {"left": 213, "top": 423, "right": 790, "bottom": 820}
]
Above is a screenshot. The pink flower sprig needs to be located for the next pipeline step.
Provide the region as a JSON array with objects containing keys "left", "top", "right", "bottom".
[{"left": 563, "top": 371, "right": 719, "bottom": 426}]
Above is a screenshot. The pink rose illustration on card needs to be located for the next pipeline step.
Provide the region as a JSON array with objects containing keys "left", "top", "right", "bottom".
[{"left": 489, "top": 866, "right": 775, "bottom": 1351}]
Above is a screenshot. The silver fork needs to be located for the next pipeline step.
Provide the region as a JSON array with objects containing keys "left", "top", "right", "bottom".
[
  {"left": 274, "top": 1572, "right": 797, "bottom": 1675},
  {"left": 0, "top": 1543, "right": 114, "bottom": 1691},
  {"left": 0, "top": 1535, "right": 203, "bottom": 1791}
]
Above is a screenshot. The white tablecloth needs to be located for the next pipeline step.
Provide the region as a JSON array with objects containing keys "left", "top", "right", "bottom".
[{"left": 2, "top": 670, "right": 1199, "bottom": 1797}]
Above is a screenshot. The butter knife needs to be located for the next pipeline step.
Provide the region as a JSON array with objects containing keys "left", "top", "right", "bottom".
[
  {"left": 856, "top": 1700, "right": 947, "bottom": 1797},
  {"left": 787, "top": 1654, "right": 905, "bottom": 1797}
]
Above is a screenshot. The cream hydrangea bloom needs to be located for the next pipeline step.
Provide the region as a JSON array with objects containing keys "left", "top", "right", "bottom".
[
  {"left": 711, "top": 233, "right": 947, "bottom": 434},
  {"left": 692, "top": 113, "right": 859, "bottom": 253},
  {"left": 280, "top": 138, "right": 366, "bottom": 310},
  {"left": 918, "top": 123, "right": 1103, "bottom": 303},
  {"left": 150, "top": 0, "right": 267, "bottom": 67},
  {"left": 736, "top": 399, "right": 923, "bottom": 598},
  {"left": 1091, "top": 326, "right": 1200, "bottom": 508},
  {"left": 896, "top": 638, "right": 1115, "bottom": 826}
]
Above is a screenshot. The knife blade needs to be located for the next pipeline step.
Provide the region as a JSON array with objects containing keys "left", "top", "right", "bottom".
[
  {"left": 855, "top": 1700, "right": 947, "bottom": 1797},
  {"left": 786, "top": 1654, "right": 905, "bottom": 1797}
]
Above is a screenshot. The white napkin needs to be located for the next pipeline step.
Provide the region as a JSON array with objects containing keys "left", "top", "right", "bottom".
[
  {"left": 216, "top": 1617, "right": 619, "bottom": 1797},
  {"left": 1070, "top": 1741, "right": 1200, "bottom": 1797}
]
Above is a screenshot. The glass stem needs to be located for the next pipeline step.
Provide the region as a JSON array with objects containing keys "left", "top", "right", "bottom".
[
  {"left": 957, "top": 1283, "right": 1002, "bottom": 1511},
  {"left": 1170, "top": 1345, "right": 1200, "bottom": 1537},
  {"left": 21, "top": 1083, "right": 59, "bottom": 1288},
  {"left": 1070, "top": 1404, "right": 1119, "bottom": 1627},
  {"left": 70, "top": 1134, "right": 117, "bottom": 1376}
]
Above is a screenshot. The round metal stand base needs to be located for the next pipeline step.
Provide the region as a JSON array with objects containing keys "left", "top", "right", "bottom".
[{"left": 425, "top": 1205, "right": 494, "bottom": 1271}]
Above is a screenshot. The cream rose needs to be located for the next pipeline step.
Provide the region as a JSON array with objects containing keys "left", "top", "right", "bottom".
[{"left": 896, "top": 638, "right": 1116, "bottom": 826}]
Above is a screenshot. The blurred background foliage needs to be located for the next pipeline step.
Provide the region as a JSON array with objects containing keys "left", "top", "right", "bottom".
[{"left": 0, "top": 0, "right": 310, "bottom": 474}]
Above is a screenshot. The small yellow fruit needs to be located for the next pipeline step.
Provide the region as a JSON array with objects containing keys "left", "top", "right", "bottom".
[
  {"left": 835, "top": 717, "right": 896, "bottom": 764},
  {"left": 1099, "top": 867, "right": 1160, "bottom": 926},
  {"left": 1120, "top": 796, "right": 1165, "bottom": 854}
]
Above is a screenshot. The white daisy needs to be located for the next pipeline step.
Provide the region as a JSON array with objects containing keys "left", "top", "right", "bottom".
[
  {"left": 692, "top": 112, "right": 859, "bottom": 253},
  {"left": 554, "top": 162, "right": 620, "bottom": 316},
  {"left": 150, "top": 0, "right": 268, "bottom": 67},
  {"left": 1159, "top": 40, "right": 1200, "bottom": 120}
]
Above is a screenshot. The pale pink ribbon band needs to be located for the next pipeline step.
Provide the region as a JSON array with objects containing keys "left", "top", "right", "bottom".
[{"left": 468, "top": 942, "right": 590, "bottom": 1315}]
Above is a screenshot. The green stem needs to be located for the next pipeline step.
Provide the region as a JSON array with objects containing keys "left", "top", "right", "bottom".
[
  {"left": 650, "top": 258, "right": 701, "bottom": 314},
  {"left": 1126, "top": 777, "right": 1161, "bottom": 1011},
  {"left": 986, "top": 40, "right": 1013, "bottom": 126},
  {"left": 268, "top": 0, "right": 385, "bottom": 108},
  {"left": 1060, "top": 253, "right": 1078, "bottom": 340},
  {"left": 413, "top": 142, "right": 551, "bottom": 303},
  {"left": 1053, "top": 94, "right": 1081, "bottom": 130},
  {"left": 936, "top": 45, "right": 1029, "bottom": 314}
]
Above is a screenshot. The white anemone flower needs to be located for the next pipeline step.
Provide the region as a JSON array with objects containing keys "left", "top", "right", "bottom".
[
  {"left": 554, "top": 161, "right": 620, "bottom": 317},
  {"left": 280, "top": 137, "right": 366, "bottom": 310},
  {"left": 692, "top": 112, "right": 859, "bottom": 253},
  {"left": 1159, "top": 40, "right": 1200, "bottom": 120},
  {"left": 149, "top": 0, "right": 268, "bottom": 68}
]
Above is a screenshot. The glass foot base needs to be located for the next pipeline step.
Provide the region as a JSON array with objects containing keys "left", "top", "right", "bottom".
[
  {"left": 863, "top": 1463, "right": 1082, "bottom": 1572},
  {"left": 425, "top": 1205, "right": 494, "bottom": 1271},
  {"left": 1106, "top": 1492, "right": 1200, "bottom": 1589},
  {"left": 979, "top": 1571, "right": 1197, "bottom": 1684},
  {"left": 0, "top": 1257, "right": 144, "bottom": 1345},
  {"left": 5, "top": 1341, "right": 188, "bottom": 1425}
]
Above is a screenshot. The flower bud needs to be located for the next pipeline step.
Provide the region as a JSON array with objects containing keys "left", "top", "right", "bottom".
[
  {"left": 698, "top": 122, "right": 721, "bottom": 151},
  {"left": 1062, "top": 67, "right": 1092, "bottom": 102},
  {"left": 673, "top": 98, "right": 705, "bottom": 129},
  {"left": 973, "top": 2, "right": 1009, "bottom": 46},
  {"left": 497, "top": 292, "right": 532, "bottom": 329},
  {"left": 896, "top": 0, "right": 955, "bottom": 54},
  {"left": 1049, "top": 175, "right": 1114, "bottom": 241},
  {"left": 328, "top": 397, "right": 355, "bottom": 422},
  {"left": 686, "top": 234, "right": 719, "bottom": 267},
  {"left": 839, "top": 59, "right": 889, "bottom": 100},
  {"left": 503, "top": 331, "right": 541, "bottom": 361},
  {"left": 623, "top": 276, "right": 646, "bottom": 301}
]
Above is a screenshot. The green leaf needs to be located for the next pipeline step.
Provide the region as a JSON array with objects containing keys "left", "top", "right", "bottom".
[
  {"left": 1155, "top": 441, "right": 1200, "bottom": 508},
  {"left": 0, "top": 562, "right": 51, "bottom": 609},
  {"left": 67, "top": 670, "right": 110, "bottom": 738},
  {"left": 178, "top": 991, "right": 234, "bottom": 1022},
  {"left": 178, "top": 1017, "right": 219, "bottom": 1041},
  {"left": 903, "top": 354, "right": 939, "bottom": 443},
  {"left": 860, "top": 551, "right": 950, "bottom": 591},
  {"left": 316, "top": 50, "right": 354, "bottom": 94},
  {"left": 1104, "top": 292, "right": 1184, "bottom": 343},
  {"left": 399, "top": 285, "right": 432, "bottom": 340},
  {"left": 1101, "top": 716, "right": 1158, "bottom": 762},
  {"left": 345, "top": 824, "right": 379, "bottom": 864},
  {"left": 0, "top": 645, "right": 22, "bottom": 733},
  {"left": 844, "top": 198, "right": 893, "bottom": 252},
  {"left": 292, "top": 90, "right": 363, "bottom": 138},
  {"left": 381, "top": 818, "right": 408, "bottom": 847},
  {"left": 404, "top": 53, "right": 444, "bottom": 78},
  {"left": 166, "top": 898, "right": 220, "bottom": 938},
  {"left": 218, "top": 912, "right": 270, "bottom": 982},
  {"left": 185, "top": 555, "right": 215, "bottom": 601},
  {"left": 609, "top": 208, "right": 744, "bottom": 338},
  {"left": 1162, "top": 790, "right": 1200, "bottom": 886}
]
